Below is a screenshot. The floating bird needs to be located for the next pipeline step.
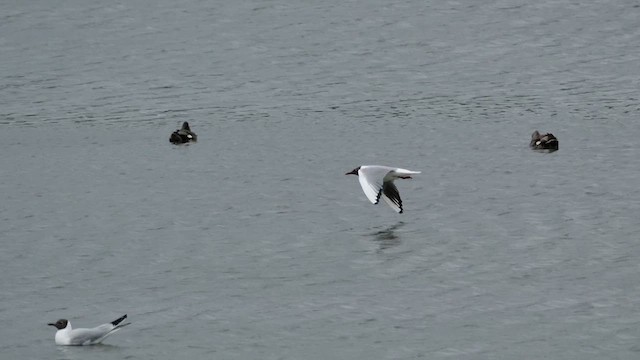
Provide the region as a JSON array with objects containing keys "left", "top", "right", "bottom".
[
  {"left": 346, "top": 165, "right": 420, "bottom": 213},
  {"left": 170, "top": 122, "right": 197, "bottom": 144},
  {"left": 48, "top": 314, "right": 131, "bottom": 345},
  {"left": 530, "top": 130, "right": 558, "bottom": 151}
]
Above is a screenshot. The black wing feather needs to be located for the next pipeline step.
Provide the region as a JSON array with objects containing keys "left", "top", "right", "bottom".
[
  {"left": 375, "top": 188, "right": 383, "bottom": 205},
  {"left": 382, "top": 181, "right": 403, "bottom": 213}
]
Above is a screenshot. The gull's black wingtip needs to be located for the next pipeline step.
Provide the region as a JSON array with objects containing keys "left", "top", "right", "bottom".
[{"left": 111, "top": 314, "right": 127, "bottom": 326}]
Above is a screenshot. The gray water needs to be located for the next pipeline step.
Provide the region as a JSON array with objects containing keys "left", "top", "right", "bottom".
[{"left": 2, "top": 0, "right": 640, "bottom": 358}]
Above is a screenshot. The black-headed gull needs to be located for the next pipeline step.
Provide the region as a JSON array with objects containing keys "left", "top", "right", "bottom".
[
  {"left": 346, "top": 165, "right": 421, "bottom": 213},
  {"left": 48, "top": 314, "right": 130, "bottom": 345},
  {"left": 170, "top": 121, "right": 198, "bottom": 144}
]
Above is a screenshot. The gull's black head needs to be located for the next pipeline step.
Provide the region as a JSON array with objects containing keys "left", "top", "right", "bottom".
[
  {"left": 181, "top": 122, "right": 191, "bottom": 131},
  {"left": 345, "top": 166, "right": 361, "bottom": 176},
  {"left": 48, "top": 319, "right": 68, "bottom": 330}
]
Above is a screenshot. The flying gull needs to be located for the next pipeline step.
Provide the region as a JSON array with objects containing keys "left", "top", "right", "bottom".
[{"left": 346, "top": 165, "right": 420, "bottom": 213}]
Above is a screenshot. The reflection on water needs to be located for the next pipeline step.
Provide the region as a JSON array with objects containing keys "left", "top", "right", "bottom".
[
  {"left": 370, "top": 221, "right": 405, "bottom": 251},
  {"left": 55, "top": 343, "right": 124, "bottom": 360}
]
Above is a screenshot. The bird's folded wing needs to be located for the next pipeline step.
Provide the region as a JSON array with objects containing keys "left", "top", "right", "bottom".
[
  {"left": 69, "top": 328, "right": 108, "bottom": 345},
  {"left": 87, "top": 322, "right": 130, "bottom": 344}
]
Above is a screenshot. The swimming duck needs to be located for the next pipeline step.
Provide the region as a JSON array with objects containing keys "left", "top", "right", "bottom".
[
  {"left": 530, "top": 130, "right": 558, "bottom": 151},
  {"left": 170, "top": 122, "right": 197, "bottom": 144}
]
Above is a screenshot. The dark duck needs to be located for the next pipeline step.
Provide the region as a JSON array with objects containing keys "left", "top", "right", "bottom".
[
  {"left": 170, "top": 122, "right": 197, "bottom": 144},
  {"left": 530, "top": 130, "right": 558, "bottom": 151}
]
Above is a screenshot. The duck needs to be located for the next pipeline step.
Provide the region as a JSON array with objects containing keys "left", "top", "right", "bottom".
[
  {"left": 170, "top": 122, "right": 197, "bottom": 144},
  {"left": 530, "top": 130, "right": 558, "bottom": 151}
]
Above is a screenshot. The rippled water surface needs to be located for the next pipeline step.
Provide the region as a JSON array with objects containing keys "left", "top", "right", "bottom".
[{"left": 2, "top": 0, "right": 640, "bottom": 359}]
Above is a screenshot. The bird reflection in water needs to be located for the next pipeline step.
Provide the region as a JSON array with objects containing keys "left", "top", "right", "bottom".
[{"left": 370, "top": 221, "right": 405, "bottom": 251}]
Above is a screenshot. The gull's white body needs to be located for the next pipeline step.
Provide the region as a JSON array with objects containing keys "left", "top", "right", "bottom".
[
  {"left": 348, "top": 165, "right": 420, "bottom": 213},
  {"left": 49, "top": 315, "right": 130, "bottom": 346}
]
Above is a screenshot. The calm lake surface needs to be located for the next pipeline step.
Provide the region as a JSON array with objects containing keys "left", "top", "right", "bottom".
[{"left": 2, "top": 0, "right": 640, "bottom": 359}]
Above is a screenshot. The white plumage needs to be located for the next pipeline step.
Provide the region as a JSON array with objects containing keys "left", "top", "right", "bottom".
[
  {"left": 346, "top": 165, "right": 420, "bottom": 213},
  {"left": 48, "top": 314, "right": 130, "bottom": 345}
]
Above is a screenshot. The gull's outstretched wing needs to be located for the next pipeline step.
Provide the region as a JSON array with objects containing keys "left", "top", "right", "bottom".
[
  {"left": 357, "top": 166, "right": 394, "bottom": 204},
  {"left": 380, "top": 181, "right": 403, "bottom": 213}
]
